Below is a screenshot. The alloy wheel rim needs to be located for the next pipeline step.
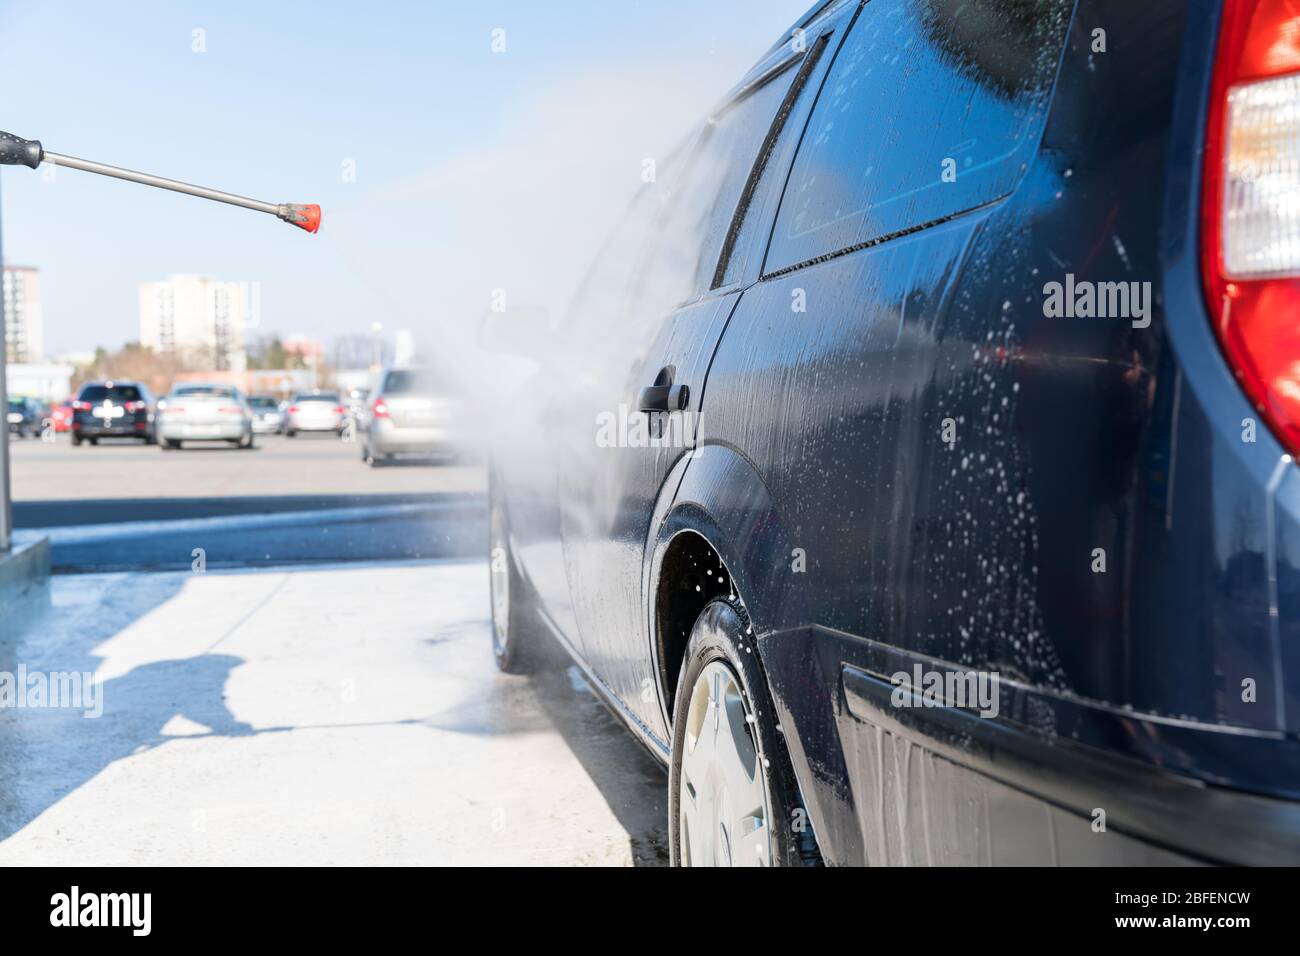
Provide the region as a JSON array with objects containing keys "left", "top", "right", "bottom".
[{"left": 679, "top": 659, "right": 771, "bottom": 866}]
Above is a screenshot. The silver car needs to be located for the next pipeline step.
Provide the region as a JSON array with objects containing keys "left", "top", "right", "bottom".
[
  {"left": 285, "top": 390, "right": 345, "bottom": 437},
  {"left": 158, "top": 383, "right": 254, "bottom": 450},
  {"left": 247, "top": 394, "right": 285, "bottom": 434},
  {"left": 361, "top": 367, "right": 456, "bottom": 466}
]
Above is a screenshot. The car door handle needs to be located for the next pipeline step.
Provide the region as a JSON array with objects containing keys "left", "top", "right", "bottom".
[{"left": 638, "top": 383, "right": 689, "bottom": 412}]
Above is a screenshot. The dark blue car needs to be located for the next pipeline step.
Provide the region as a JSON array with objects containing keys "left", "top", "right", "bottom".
[{"left": 488, "top": 0, "right": 1300, "bottom": 865}]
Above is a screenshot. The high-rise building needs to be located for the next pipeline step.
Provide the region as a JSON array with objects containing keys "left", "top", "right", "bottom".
[
  {"left": 139, "top": 274, "right": 250, "bottom": 371},
  {"left": 3, "top": 265, "right": 44, "bottom": 364}
]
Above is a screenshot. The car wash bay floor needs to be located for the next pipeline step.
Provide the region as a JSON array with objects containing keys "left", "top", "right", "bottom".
[{"left": 0, "top": 560, "right": 667, "bottom": 865}]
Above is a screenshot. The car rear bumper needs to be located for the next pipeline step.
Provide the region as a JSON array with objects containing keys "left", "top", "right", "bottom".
[
  {"left": 73, "top": 419, "right": 149, "bottom": 437},
  {"left": 368, "top": 422, "right": 456, "bottom": 455},
  {"left": 158, "top": 420, "right": 247, "bottom": 441},
  {"left": 287, "top": 418, "right": 343, "bottom": 432},
  {"left": 251, "top": 419, "right": 283, "bottom": 434}
]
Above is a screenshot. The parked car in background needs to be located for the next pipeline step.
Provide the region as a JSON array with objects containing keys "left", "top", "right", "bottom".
[
  {"left": 360, "top": 367, "right": 456, "bottom": 466},
  {"left": 7, "top": 398, "right": 40, "bottom": 439},
  {"left": 71, "top": 381, "right": 155, "bottom": 445},
  {"left": 284, "top": 390, "right": 345, "bottom": 437},
  {"left": 487, "top": 0, "right": 1300, "bottom": 866},
  {"left": 344, "top": 387, "right": 370, "bottom": 420},
  {"left": 247, "top": 394, "right": 286, "bottom": 434},
  {"left": 48, "top": 398, "right": 75, "bottom": 433},
  {"left": 7, "top": 397, "right": 41, "bottom": 438},
  {"left": 157, "top": 383, "right": 254, "bottom": 450}
]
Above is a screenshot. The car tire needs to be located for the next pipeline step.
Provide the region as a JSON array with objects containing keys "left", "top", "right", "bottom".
[
  {"left": 71, "top": 434, "right": 83, "bottom": 447},
  {"left": 163, "top": 439, "right": 181, "bottom": 450},
  {"left": 88, "top": 437, "right": 99, "bottom": 446},
  {"left": 286, "top": 429, "right": 296, "bottom": 438},
  {"left": 668, "top": 597, "right": 822, "bottom": 867},
  {"left": 488, "top": 472, "right": 556, "bottom": 674}
]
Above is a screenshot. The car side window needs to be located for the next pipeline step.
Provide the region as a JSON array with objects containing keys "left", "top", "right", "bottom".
[
  {"left": 765, "top": 0, "right": 1073, "bottom": 274},
  {"left": 716, "top": 33, "right": 834, "bottom": 288},
  {"left": 647, "top": 59, "right": 801, "bottom": 305}
]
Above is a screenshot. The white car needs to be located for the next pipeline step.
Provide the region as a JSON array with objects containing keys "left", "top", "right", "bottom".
[
  {"left": 284, "top": 391, "right": 346, "bottom": 437},
  {"left": 157, "top": 384, "right": 254, "bottom": 450}
]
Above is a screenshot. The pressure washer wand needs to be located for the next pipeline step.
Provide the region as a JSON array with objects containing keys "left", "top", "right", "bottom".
[{"left": 0, "top": 129, "right": 320, "bottom": 233}]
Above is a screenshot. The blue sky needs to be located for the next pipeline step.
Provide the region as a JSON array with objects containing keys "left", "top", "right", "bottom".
[{"left": 0, "top": 0, "right": 804, "bottom": 357}]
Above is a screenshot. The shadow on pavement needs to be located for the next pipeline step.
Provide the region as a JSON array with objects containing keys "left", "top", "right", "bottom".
[{"left": 0, "top": 573, "right": 252, "bottom": 844}]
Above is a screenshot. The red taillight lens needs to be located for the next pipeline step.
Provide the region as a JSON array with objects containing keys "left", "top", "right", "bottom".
[
  {"left": 288, "top": 405, "right": 299, "bottom": 414},
  {"left": 371, "top": 397, "right": 389, "bottom": 419},
  {"left": 164, "top": 405, "right": 185, "bottom": 414},
  {"left": 1204, "top": 0, "right": 1300, "bottom": 455},
  {"left": 70, "top": 401, "right": 90, "bottom": 411},
  {"left": 125, "top": 401, "right": 146, "bottom": 411},
  {"left": 333, "top": 405, "right": 346, "bottom": 414},
  {"left": 217, "top": 405, "right": 242, "bottom": 414}
]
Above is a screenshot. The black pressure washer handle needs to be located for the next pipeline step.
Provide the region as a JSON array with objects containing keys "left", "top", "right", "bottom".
[{"left": 0, "top": 130, "right": 43, "bottom": 169}]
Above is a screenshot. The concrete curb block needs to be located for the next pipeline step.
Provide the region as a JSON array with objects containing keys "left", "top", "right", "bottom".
[{"left": 0, "top": 537, "right": 51, "bottom": 608}]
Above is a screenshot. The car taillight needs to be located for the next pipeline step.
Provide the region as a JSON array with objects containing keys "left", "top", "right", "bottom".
[
  {"left": 333, "top": 405, "right": 346, "bottom": 414},
  {"left": 218, "top": 405, "right": 242, "bottom": 414},
  {"left": 371, "top": 397, "right": 389, "bottom": 418},
  {"left": 70, "top": 401, "right": 90, "bottom": 411},
  {"left": 288, "top": 405, "right": 299, "bottom": 414},
  {"left": 126, "top": 401, "right": 146, "bottom": 411},
  {"left": 1203, "top": 0, "right": 1300, "bottom": 455},
  {"left": 164, "top": 405, "right": 185, "bottom": 414}
]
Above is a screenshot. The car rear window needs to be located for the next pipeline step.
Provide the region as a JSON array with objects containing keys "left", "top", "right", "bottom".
[
  {"left": 381, "top": 370, "right": 437, "bottom": 395},
  {"left": 79, "top": 385, "right": 143, "bottom": 402},
  {"left": 765, "top": 0, "right": 1072, "bottom": 273},
  {"left": 249, "top": 397, "right": 278, "bottom": 409},
  {"left": 293, "top": 392, "right": 339, "bottom": 403},
  {"left": 174, "top": 386, "right": 237, "bottom": 399}
]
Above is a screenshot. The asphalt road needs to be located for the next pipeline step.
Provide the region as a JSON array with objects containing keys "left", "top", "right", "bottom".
[{"left": 8, "top": 431, "right": 488, "bottom": 571}]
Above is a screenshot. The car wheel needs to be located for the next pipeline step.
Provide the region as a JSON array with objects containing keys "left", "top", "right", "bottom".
[
  {"left": 163, "top": 439, "right": 181, "bottom": 450},
  {"left": 488, "top": 474, "right": 553, "bottom": 674},
  {"left": 669, "top": 597, "right": 822, "bottom": 867},
  {"left": 71, "top": 434, "right": 83, "bottom": 447},
  {"left": 238, "top": 431, "right": 254, "bottom": 449},
  {"left": 88, "top": 437, "right": 99, "bottom": 446},
  {"left": 286, "top": 429, "right": 296, "bottom": 438}
]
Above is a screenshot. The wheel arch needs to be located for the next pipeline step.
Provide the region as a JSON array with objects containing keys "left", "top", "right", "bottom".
[
  {"left": 647, "top": 443, "right": 811, "bottom": 730},
  {"left": 648, "top": 442, "right": 857, "bottom": 860}
]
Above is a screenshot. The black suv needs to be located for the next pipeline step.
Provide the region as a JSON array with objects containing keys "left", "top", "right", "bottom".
[{"left": 71, "top": 380, "right": 156, "bottom": 445}]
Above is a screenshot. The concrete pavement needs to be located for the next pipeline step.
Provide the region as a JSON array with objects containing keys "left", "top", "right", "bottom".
[{"left": 0, "top": 559, "right": 668, "bottom": 865}]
